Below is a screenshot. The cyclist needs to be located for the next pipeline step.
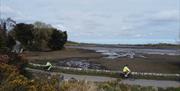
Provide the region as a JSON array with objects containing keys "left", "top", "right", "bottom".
[
  {"left": 123, "top": 64, "right": 131, "bottom": 78},
  {"left": 45, "top": 61, "right": 52, "bottom": 71}
]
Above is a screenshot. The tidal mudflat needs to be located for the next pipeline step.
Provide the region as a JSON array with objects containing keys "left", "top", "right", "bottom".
[{"left": 26, "top": 45, "right": 180, "bottom": 73}]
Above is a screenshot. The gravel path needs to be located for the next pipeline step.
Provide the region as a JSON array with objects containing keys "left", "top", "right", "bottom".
[
  {"left": 120, "top": 79, "right": 180, "bottom": 88},
  {"left": 61, "top": 73, "right": 180, "bottom": 88},
  {"left": 26, "top": 68, "right": 180, "bottom": 88},
  {"left": 61, "top": 73, "right": 116, "bottom": 82}
]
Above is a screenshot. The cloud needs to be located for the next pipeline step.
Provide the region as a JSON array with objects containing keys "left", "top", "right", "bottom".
[
  {"left": 0, "top": 5, "right": 23, "bottom": 19},
  {"left": 2, "top": 0, "right": 179, "bottom": 44},
  {"left": 0, "top": 5, "right": 14, "bottom": 13},
  {"left": 115, "top": 9, "right": 180, "bottom": 39},
  {"left": 50, "top": 10, "right": 108, "bottom": 36},
  {"left": 123, "top": 9, "right": 179, "bottom": 29},
  {"left": 0, "top": 5, "right": 32, "bottom": 23},
  {"left": 150, "top": 10, "right": 180, "bottom": 22}
]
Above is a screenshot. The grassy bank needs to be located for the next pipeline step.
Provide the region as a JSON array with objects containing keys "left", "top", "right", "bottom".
[
  {"left": 65, "top": 41, "right": 80, "bottom": 46},
  {"left": 59, "top": 80, "right": 180, "bottom": 91}
]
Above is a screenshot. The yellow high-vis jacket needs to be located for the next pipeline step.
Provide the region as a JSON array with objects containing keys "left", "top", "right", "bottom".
[{"left": 123, "top": 66, "right": 131, "bottom": 73}]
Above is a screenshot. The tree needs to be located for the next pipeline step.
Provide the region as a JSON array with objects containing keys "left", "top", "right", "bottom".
[
  {"left": 0, "top": 27, "right": 6, "bottom": 50},
  {"left": 6, "top": 35, "right": 16, "bottom": 50},
  {"left": 0, "top": 36, "right": 5, "bottom": 49},
  {"left": 33, "top": 21, "right": 52, "bottom": 29},
  {"left": 32, "top": 22, "right": 53, "bottom": 50},
  {"left": 32, "top": 21, "right": 67, "bottom": 51},
  {"left": 48, "top": 29, "right": 67, "bottom": 50},
  {"left": 62, "top": 31, "right": 68, "bottom": 45},
  {"left": 0, "top": 18, "right": 16, "bottom": 52},
  {"left": 11, "top": 21, "right": 68, "bottom": 51},
  {"left": 13, "top": 23, "right": 34, "bottom": 49}
]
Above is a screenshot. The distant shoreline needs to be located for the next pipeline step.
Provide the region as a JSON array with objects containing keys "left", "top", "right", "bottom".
[{"left": 66, "top": 41, "right": 180, "bottom": 50}]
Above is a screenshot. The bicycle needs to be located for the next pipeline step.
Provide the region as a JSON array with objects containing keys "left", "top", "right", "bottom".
[{"left": 118, "top": 72, "right": 135, "bottom": 81}]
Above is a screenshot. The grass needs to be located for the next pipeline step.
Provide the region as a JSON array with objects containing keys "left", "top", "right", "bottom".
[
  {"left": 58, "top": 80, "right": 180, "bottom": 91},
  {"left": 65, "top": 41, "right": 80, "bottom": 46}
]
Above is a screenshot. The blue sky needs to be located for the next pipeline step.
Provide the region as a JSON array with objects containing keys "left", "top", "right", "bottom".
[{"left": 0, "top": 0, "right": 180, "bottom": 44}]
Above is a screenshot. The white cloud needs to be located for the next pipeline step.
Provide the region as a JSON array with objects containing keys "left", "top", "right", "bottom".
[
  {"left": 2, "top": 0, "right": 179, "bottom": 44},
  {"left": 121, "top": 9, "right": 180, "bottom": 32},
  {"left": 149, "top": 10, "right": 180, "bottom": 22},
  {"left": 53, "top": 24, "right": 68, "bottom": 31},
  {"left": 0, "top": 5, "right": 30, "bottom": 22},
  {"left": 0, "top": 5, "right": 14, "bottom": 13}
]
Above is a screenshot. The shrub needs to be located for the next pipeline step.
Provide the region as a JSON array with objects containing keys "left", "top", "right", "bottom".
[
  {"left": 0, "top": 63, "right": 36, "bottom": 91},
  {"left": 48, "top": 29, "right": 67, "bottom": 50},
  {"left": 6, "top": 35, "right": 16, "bottom": 50},
  {"left": 0, "top": 63, "right": 57, "bottom": 91},
  {"left": 60, "top": 81, "right": 97, "bottom": 91}
]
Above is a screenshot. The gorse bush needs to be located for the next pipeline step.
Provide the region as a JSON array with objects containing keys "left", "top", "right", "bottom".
[
  {"left": 0, "top": 63, "right": 57, "bottom": 91},
  {"left": 0, "top": 63, "right": 33, "bottom": 91},
  {"left": 0, "top": 53, "right": 29, "bottom": 77},
  {"left": 8, "top": 53, "right": 28, "bottom": 76},
  {"left": 0, "top": 53, "right": 57, "bottom": 91},
  {"left": 0, "top": 54, "right": 9, "bottom": 64}
]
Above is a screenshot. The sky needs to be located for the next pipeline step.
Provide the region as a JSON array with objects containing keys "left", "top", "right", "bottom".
[{"left": 0, "top": 0, "right": 180, "bottom": 44}]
